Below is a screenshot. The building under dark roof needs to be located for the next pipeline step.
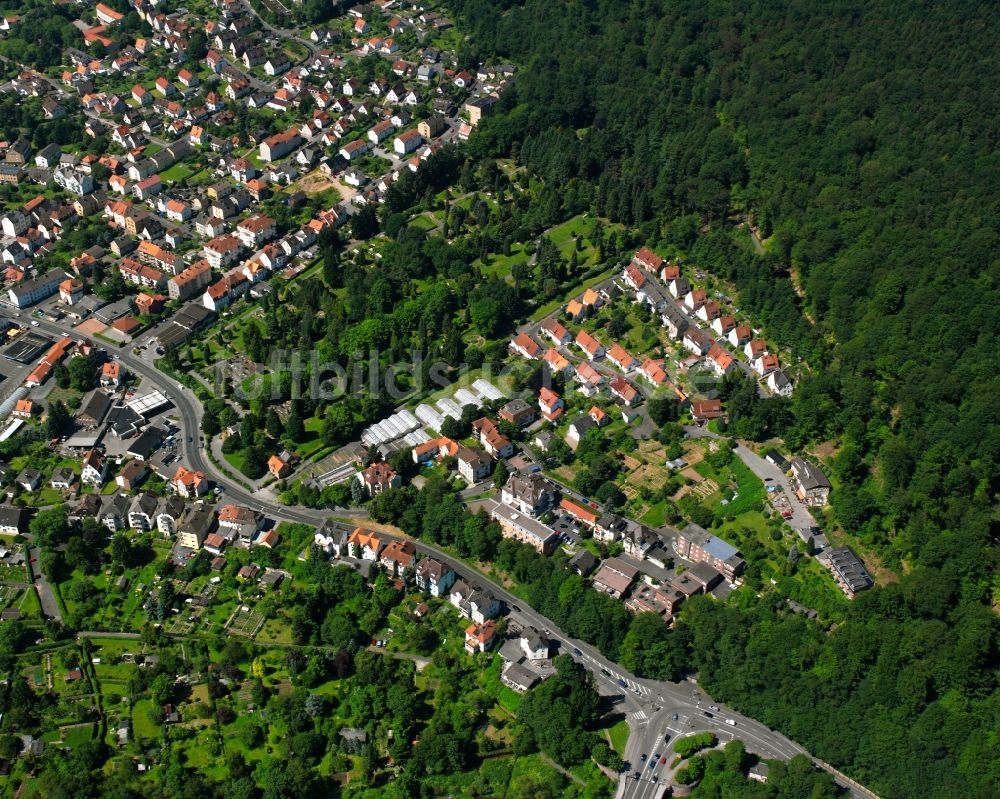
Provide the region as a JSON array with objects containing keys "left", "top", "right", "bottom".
[
  {"left": 106, "top": 404, "right": 145, "bottom": 438},
  {"left": 568, "top": 548, "right": 597, "bottom": 576},
  {"left": 126, "top": 426, "right": 165, "bottom": 460},
  {"left": 76, "top": 390, "right": 112, "bottom": 428},
  {"left": 819, "top": 546, "right": 873, "bottom": 599}
]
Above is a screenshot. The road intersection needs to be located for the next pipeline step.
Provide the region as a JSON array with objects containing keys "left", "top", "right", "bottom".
[{"left": 7, "top": 311, "right": 873, "bottom": 799}]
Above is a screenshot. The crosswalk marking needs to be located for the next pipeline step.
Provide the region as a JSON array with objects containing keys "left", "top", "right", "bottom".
[{"left": 630, "top": 710, "right": 647, "bottom": 721}]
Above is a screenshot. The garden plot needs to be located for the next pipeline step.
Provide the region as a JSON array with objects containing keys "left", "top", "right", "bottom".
[{"left": 224, "top": 606, "right": 266, "bottom": 638}]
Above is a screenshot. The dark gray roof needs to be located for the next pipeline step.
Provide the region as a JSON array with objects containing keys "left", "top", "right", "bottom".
[
  {"left": 825, "top": 546, "right": 873, "bottom": 593},
  {"left": 791, "top": 458, "right": 831, "bottom": 491},
  {"left": 568, "top": 549, "right": 597, "bottom": 575},
  {"left": 76, "top": 390, "right": 112, "bottom": 426}
]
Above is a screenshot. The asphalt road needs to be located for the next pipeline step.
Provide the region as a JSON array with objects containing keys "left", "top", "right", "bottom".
[
  {"left": 683, "top": 425, "right": 819, "bottom": 542},
  {"left": 27, "top": 545, "right": 62, "bottom": 622},
  {"left": 5, "top": 318, "right": 870, "bottom": 799}
]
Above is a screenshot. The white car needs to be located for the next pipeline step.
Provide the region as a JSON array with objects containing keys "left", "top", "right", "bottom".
[{"left": 30, "top": 320, "right": 38, "bottom": 327}]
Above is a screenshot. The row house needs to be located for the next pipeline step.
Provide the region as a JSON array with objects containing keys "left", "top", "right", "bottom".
[
  {"left": 236, "top": 215, "right": 276, "bottom": 249},
  {"left": 204, "top": 234, "right": 242, "bottom": 269},
  {"left": 202, "top": 270, "right": 249, "bottom": 311},
  {"left": 119, "top": 258, "right": 167, "bottom": 291},
  {"left": 168, "top": 259, "right": 213, "bottom": 301}
]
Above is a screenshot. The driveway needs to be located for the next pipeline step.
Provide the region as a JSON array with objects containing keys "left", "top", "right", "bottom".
[
  {"left": 684, "top": 426, "right": 818, "bottom": 543},
  {"left": 28, "top": 545, "right": 61, "bottom": 622}
]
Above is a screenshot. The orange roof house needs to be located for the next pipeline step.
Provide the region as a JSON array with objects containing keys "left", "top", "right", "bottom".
[
  {"left": 632, "top": 246, "right": 663, "bottom": 272},
  {"left": 347, "top": 527, "right": 384, "bottom": 559},
  {"left": 171, "top": 466, "right": 207, "bottom": 497},
  {"left": 12, "top": 399, "right": 33, "bottom": 419},
  {"left": 268, "top": 454, "right": 290, "bottom": 479},
  {"left": 560, "top": 498, "right": 598, "bottom": 527},
  {"left": 589, "top": 406, "right": 609, "bottom": 426},
  {"left": 464, "top": 619, "right": 497, "bottom": 653}
]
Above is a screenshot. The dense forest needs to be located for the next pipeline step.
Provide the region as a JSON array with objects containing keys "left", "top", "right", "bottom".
[{"left": 446, "top": 1, "right": 999, "bottom": 797}]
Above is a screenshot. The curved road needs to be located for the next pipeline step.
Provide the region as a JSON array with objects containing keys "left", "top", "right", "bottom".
[{"left": 20, "top": 315, "right": 873, "bottom": 798}]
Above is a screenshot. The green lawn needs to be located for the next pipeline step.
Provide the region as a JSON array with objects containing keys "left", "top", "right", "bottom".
[
  {"left": 639, "top": 501, "right": 667, "bottom": 527},
  {"left": 607, "top": 718, "right": 630, "bottom": 753}
]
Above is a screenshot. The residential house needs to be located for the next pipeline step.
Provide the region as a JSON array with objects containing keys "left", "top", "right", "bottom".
[
  {"left": 500, "top": 472, "right": 556, "bottom": 517},
  {"left": 542, "top": 348, "right": 572, "bottom": 376},
  {"left": 116, "top": 459, "right": 147, "bottom": 491},
  {"left": 357, "top": 462, "right": 401, "bottom": 496},
  {"left": 471, "top": 417, "right": 513, "bottom": 459},
  {"left": 81, "top": 448, "right": 107, "bottom": 487},
  {"left": 12, "top": 399, "right": 34, "bottom": 420},
  {"left": 346, "top": 528, "right": 383, "bottom": 560},
  {"left": 128, "top": 492, "right": 159, "bottom": 530},
  {"left": 498, "top": 398, "right": 535, "bottom": 427},
  {"left": 501, "top": 662, "right": 539, "bottom": 693},
  {"left": 728, "top": 324, "right": 752, "bottom": 348},
  {"left": 560, "top": 498, "right": 598, "bottom": 530},
  {"left": 380, "top": 539, "right": 416, "bottom": 575},
  {"left": 176, "top": 503, "right": 216, "bottom": 550},
  {"left": 744, "top": 339, "right": 768, "bottom": 361},
  {"left": 489, "top": 499, "right": 559, "bottom": 553},
  {"left": 204, "top": 235, "right": 242, "bottom": 269},
  {"left": 168, "top": 260, "right": 212, "bottom": 301},
  {"left": 790, "top": 458, "right": 831, "bottom": 506},
  {"left": 538, "top": 387, "right": 565, "bottom": 422},
  {"left": 456, "top": 445, "right": 491, "bottom": 484},
  {"left": 449, "top": 579, "right": 503, "bottom": 623},
  {"left": 592, "top": 557, "right": 639, "bottom": 599},
  {"left": 690, "top": 399, "right": 724, "bottom": 422},
  {"left": 575, "top": 330, "right": 605, "bottom": 360},
  {"left": 712, "top": 315, "right": 737, "bottom": 337},
  {"left": 768, "top": 369, "right": 793, "bottom": 397},
  {"left": 509, "top": 331, "right": 542, "bottom": 360},
  {"left": 267, "top": 454, "right": 291, "bottom": 479},
  {"left": 707, "top": 344, "right": 736, "bottom": 377},
  {"left": 49, "top": 467, "right": 75, "bottom": 490},
  {"left": 609, "top": 376, "right": 640, "bottom": 406},
  {"left": 753, "top": 352, "right": 780, "bottom": 377},
  {"left": 697, "top": 300, "right": 720, "bottom": 322},
  {"left": 566, "top": 414, "right": 596, "bottom": 449},
  {"left": 393, "top": 129, "right": 423, "bottom": 155},
  {"left": 606, "top": 343, "right": 637, "bottom": 372},
  {"left": 684, "top": 288, "right": 707, "bottom": 311},
  {"left": 464, "top": 619, "right": 497, "bottom": 654},
  {"left": 817, "top": 545, "right": 873, "bottom": 599},
  {"left": 0, "top": 506, "right": 31, "bottom": 535},
  {"left": 171, "top": 466, "right": 207, "bottom": 497},
  {"left": 259, "top": 128, "right": 302, "bottom": 162},
  {"left": 574, "top": 362, "right": 604, "bottom": 394},
  {"left": 673, "top": 523, "right": 745, "bottom": 579},
  {"left": 156, "top": 496, "right": 185, "bottom": 537},
  {"left": 236, "top": 215, "right": 276, "bottom": 248},
  {"left": 683, "top": 327, "right": 713, "bottom": 356},
  {"left": 540, "top": 318, "right": 572, "bottom": 346},
  {"left": 414, "top": 557, "right": 456, "bottom": 597}
]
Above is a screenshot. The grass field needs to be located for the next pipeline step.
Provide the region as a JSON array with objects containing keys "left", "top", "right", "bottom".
[
  {"left": 607, "top": 718, "right": 630, "bottom": 753},
  {"left": 639, "top": 501, "right": 667, "bottom": 527}
]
